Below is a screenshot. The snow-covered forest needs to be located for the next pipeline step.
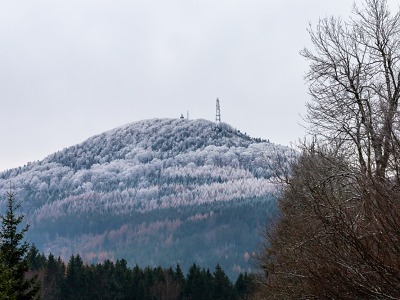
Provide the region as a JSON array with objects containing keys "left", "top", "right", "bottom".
[{"left": 0, "top": 118, "right": 294, "bottom": 277}]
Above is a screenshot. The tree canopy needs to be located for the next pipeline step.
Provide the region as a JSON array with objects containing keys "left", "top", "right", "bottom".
[{"left": 258, "top": 0, "right": 400, "bottom": 298}]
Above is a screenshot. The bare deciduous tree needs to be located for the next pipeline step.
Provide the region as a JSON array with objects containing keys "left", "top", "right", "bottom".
[
  {"left": 256, "top": 1, "right": 400, "bottom": 299},
  {"left": 257, "top": 145, "right": 400, "bottom": 299},
  {"left": 302, "top": 0, "right": 400, "bottom": 179}
]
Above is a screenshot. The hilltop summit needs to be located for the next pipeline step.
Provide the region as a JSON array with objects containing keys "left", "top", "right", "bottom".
[{"left": 0, "top": 118, "right": 293, "bottom": 278}]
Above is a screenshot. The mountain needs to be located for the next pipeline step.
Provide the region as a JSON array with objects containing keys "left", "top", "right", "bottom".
[{"left": 0, "top": 118, "right": 293, "bottom": 278}]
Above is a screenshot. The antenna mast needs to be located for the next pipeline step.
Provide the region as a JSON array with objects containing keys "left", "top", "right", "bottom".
[{"left": 216, "top": 98, "right": 221, "bottom": 124}]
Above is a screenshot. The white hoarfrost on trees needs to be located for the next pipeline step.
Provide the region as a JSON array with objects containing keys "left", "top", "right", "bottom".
[
  {"left": 0, "top": 118, "right": 292, "bottom": 225},
  {"left": 0, "top": 117, "right": 295, "bottom": 280}
]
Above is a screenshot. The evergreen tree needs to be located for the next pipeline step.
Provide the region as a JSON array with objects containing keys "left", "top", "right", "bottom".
[
  {"left": 132, "top": 265, "right": 146, "bottom": 300},
  {"left": 212, "top": 264, "right": 233, "bottom": 300},
  {"left": 184, "top": 264, "right": 202, "bottom": 299},
  {"left": 0, "top": 191, "right": 40, "bottom": 299},
  {"left": 43, "top": 254, "right": 65, "bottom": 300},
  {"left": 184, "top": 264, "right": 215, "bottom": 300},
  {"left": 63, "top": 254, "right": 87, "bottom": 299},
  {"left": 26, "top": 244, "right": 46, "bottom": 271},
  {"left": 113, "top": 259, "right": 132, "bottom": 299},
  {"left": 234, "top": 273, "right": 254, "bottom": 299},
  {"left": 174, "top": 264, "right": 185, "bottom": 298}
]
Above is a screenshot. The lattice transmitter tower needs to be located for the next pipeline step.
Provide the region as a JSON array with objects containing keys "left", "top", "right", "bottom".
[{"left": 216, "top": 98, "right": 221, "bottom": 124}]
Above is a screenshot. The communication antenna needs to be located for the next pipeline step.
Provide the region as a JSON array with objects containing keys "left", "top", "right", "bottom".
[{"left": 216, "top": 98, "right": 221, "bottom": 124}]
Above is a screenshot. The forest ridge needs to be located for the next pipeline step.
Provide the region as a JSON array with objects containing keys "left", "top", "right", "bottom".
[{"left": 0, "top": 118, "right": 293, "bottom": 279}]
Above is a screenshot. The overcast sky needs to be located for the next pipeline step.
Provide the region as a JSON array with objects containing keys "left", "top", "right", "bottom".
[{"left": 0, "top": 0, "right": 398, "bottom": 171}]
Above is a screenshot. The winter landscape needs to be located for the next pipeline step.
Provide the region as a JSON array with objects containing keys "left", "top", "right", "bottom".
[
  {"left": 2, "top": 0, "right": 400, "bottom": 299},
  {"left": 0, "top": 118, "right": 292, "bottom": 279}
]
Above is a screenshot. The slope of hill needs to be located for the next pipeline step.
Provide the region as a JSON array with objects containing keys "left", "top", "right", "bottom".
[{"left": 0, "top": 118, "right": 293, "bottom": 278}]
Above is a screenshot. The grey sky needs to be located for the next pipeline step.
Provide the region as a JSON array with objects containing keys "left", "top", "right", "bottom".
[{"left": 0, "top": 0, "right": 398, "bottom": 171}]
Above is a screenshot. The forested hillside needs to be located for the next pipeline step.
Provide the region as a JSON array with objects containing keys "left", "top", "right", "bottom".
[{"left": 0, "top": 118, "right": 293, "bottom": 278}]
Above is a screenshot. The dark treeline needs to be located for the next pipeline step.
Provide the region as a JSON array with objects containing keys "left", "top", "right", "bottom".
[{"left": 26, "top": 245, "right": 255, "bottom": 300}]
